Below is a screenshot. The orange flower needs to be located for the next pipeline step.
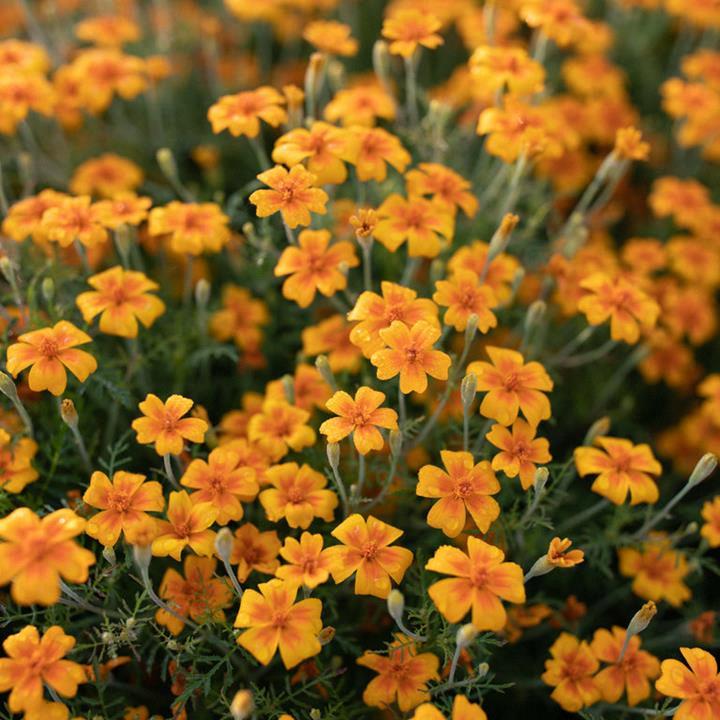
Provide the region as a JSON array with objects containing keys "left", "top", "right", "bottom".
[
  {"left": 265, "top": 364, "right": 331, "bottom": 412},
  {"left": 92, "top": 192, "right": 152, "bottom": 228},
  {"left": 6, "top": 321, "right": 98, "bottom": 396},
  {"left": 590, "top": 626, "right": 660, "bottom": 707},
  {"left": 180, "top": 447, "right": 259, "bottom": 525},
  {"left": 209, "top": 285, "right": 268, "bottom": 352},
  {"left": 234, "top": 578, "right": 323, "bottom": 669},
  {"left": 148, "top": 201, "right": 230, "bottom": 255},
  {"left": 230, "top": 522, "right": 281, "bottom": 583},
  {"left": 618, "top": 537, "right": 691, "bottom": 607},
  {"left": 468, "top": 346, "right": 553, "bottom": 427},
  {"left": 342, "top": 127, "right": 411, "bottom": 182},
  {"left": 248, "top": 400, "right": 316, "bottom": 461},
  {"left": 358, "top": 636, "right": 439, "bottom": 711},
  {"left": 250, "top": 165, "right": 328, "bottom": 229},
  {"left": 486, "top": 420, "right": 552, "bottom": 489},
  {"left": 274, "top": 229, "right": 358, "bottom": 308},
  {"left": 541, "top": 633, "right": 600, "bottom": 713},
  {"left": 0, "top": 73, "right": 55, "bottom": 135},
  {"left": 0, "top": 189, "right": 66, "bottom": 243},
  {"left": 208, "top": 86, "right": 287, "bottom": 137},
  {"left": 319, "top": 387, "right": 398, "bottom": 454},
  {"left": 151, "top": 490, "right": 217, "bottom": 560},
  {"left": 303, "top": 20, "right": 358, "bottom": 57},
  {"left": 578, "top": 272, "right": 659, "bottom": 344},
  {"left": 302, "top": 314, "right": 362, "bottom": 373},
  {"left": 132, "top": 394, "right": 208, "bottom": 456},
  {"left": 40, "top": 195, "right": 109, "bottom": 248},
  {"left": 433, "top": 270, "right": 498, "bottom": 332},
  {"left": 470, "top": 45, "right": 545, "bottom": 96},
  {"left": 260, "top": 462, "right": 338, "bottom": 529},
  {"left": 613, "top": 126, "right": 650, "bottom": 161},
  {"left": 156, "top": 556, "right": 233, "bottom": 636},
  {"left": 349, "top": 207, "right": 378, "bottom": 238},
  {"left": 373, "top": 194, "right": 453, "bottom": 258},
  {"left": 448, "top": 241, "right": 519, "bottom": 304},
  {"left": 412, "top": 695, "right": 487, "bottom": 720},
  {"left": 324, "top": 82, "right": 396, "bottom": 127},
  {"left": 69, "top": 153, "right": 144, "bottom": 198},
  {"left": 371, "top": 320, "right": 451, "bottom": 394},
  {"left": 348, "top": 281, "right": 439, "bottom": 358},
  {"left": 75, "top": 14, "right": 141, "bottom": 47},
  {"left": 272, "top": 122, "right": 351, "bottom": 185},
  {"left": 325, "top": 514, "right": 413, "bottom": 598},
  {"left": 656, "top": 647, "right": 720, "bottom": 720},
  {"left": 382, "top": 9, "right": 444, "bottom": 58},
  {"left": 701, "top": 496, "right": 720, "bottom": 547},
  {"left": 76, "top": 266, "right": 165, "bottom": 338},
  {"left": 83, "top": 470, "right": 164, "bottom": 546},
  {"left": 276, "top": 532, "right": 333, "bottom": 589},
  {"left": 416, "top": 451, "right": 500, "bottom": 537},
  {"left": 0, "top": 625, "right": 86, "bottom": 714},
  {"left": 425, "top": 537, "right": 525, "bottom": 630},
  {"left": 405, "top": 163, "right": 478, "bottom": 218},
  {"left": 0, "top": 430, "right": 38, "bottom": 494},
  {"left": 574, "top": 436, "right": 661, "bottom": 505},
  {"left": 0, "top": 507, "right": 95, "bottom": 605}
]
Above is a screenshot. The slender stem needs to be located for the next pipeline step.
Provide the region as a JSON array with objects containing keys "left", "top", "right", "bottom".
[
  {"left": 364, "top": 449, "right": 401, "bottom": 513},
  {"left": 329, "top": 461, "right": 350, "bottom": 517},
  {"left": 394, "top": 616, "right": 426, "bottom": 642},
  {"left": 361, "top": 239, "right": 373, "bottom": 291},
  {"left": 497, "top": 152, "right": 528, "bottom": 221},
  {"left": 74, "top": 240, "right": 90, "bottom": 274},
  {"left": 60, "top": 580, "right": 122, "bottom": 619},
  {"left": 0, "top": 162, "right": 9, "bottom": 215},
  {"left": 220, "top": 556, "right": 244, "bottom": 598},
  {"left": 69, "top": 424, "right": 92, "bottom": 474},
  {"left": 141, "top": 566, "right": 198, "bottom": 630},
  {"left": 448, "top": 644, "right": 462, "bottom": 684},
  {"left": 463, "top": 405, "right": 470, "bottom": 452},
  {"left": 550, "top": 325, "right": 597, "bottom": 364},
  {"left": 557, "top": 499, "right": 610, "bottom": 534},
  {"left": 404, "top": 53, "right": 419, "bottom": 126},
  {"left": 248, "top": 135, "right": 271, "bottom": 171},
  {"left": 400, "top": 256, "right": 420, "bottom": 286},
  {"left": 163, "top": 454, "right": 180, "bottom": 489},
  {"left": 555, "top": 339, "right": 617, "bottom": 368},
  {"left": 357, "top": 451, "right": 366, "bottom": 500},
  {"left": 633, "top": 483, "right": 697, "bottom": 540},
  {"left": 398, "top": 385, "right": 406, "bottom": 429}
]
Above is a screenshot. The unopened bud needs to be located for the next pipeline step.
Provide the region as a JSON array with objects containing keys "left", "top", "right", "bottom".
[
  {"left": 60, "top": 398, "right": 78, "bottom": 429},
  {"left": 0, "top": 256, "right": 15, "bottom": 285},
  {"left": 464, "top": 313, "right": 479, "bottom": 344},
  {"left": 524, "top": 300, "right": 546, "bottom": 334},
  {"left": 389, "top": 429, "right": 403, "bottom": 457},
  {"left": 101, "top": 631, "right": 113, "bottom": 644},
  {"left": 508, "top": 267, "right": 525, "bottom": 302},
  {"left": 476, "top": 662, "right": 490, "bottom": 678},
  {"left": 318, "top": 626, "right": 335, "bottom": 645},
  {"left": 686, "top": 521, "right": 699, "bottom": 535},
  {"left": 214, "top": 527, "right": 234, "bottom": 562},
  {"left": 387, "top": 589, "right": 404, "bottom": 623},
  {"left": 310, "top": 710, "right": 322, "bottom": 720},
  {"left": 327, "top": 442, "right": 340, "bottom": 471},
  {"left": 0, "top": 372, "right": 19, "bottom": 402},
  {"left": 372, "top": 40, "right": 392, "bottom": 91},
  {"left": 304, "top": 53, "right": 326, "bottom": 120},
  {"left": 281, "top": 375, "right": 295, "bottom": 404},
  {"left": 688, "top": 453, "right": 717, "bottom": 488},
  {"left": 132, "top": 543, "right": 153, "bottom": 573},
  {"left": 102, "top": 546, "right": 116, "bottom": 565},
  {"left": 230, "top": 690, "right": 254, "bottom": 720},
  {"left": 167, "top": 639, "right": 179, "bottom": 651},
  {"left": 41, "top": 277, "right": 54, "bottom": 305},
  {"left": 115, "top": 224, "right": 132, "bottom": 264},
  {"left": 461, "top": 373, "right": 477, "bottom": 409},
  {"left": 195, "top": 278, "right": 210, "bottom": 309},
  {"left": 338, "top": 261, "right": 350, "bottom": 277},
  {"left": 584, "top": 416, "right": 611, "bottom": 446},
  {"left": 156, "top": 147, "right": 178, "bottom": 181},
  {"left": 488, "top": 213, "right": 519, "bottom": 261},
  {"left": 315, "top": 355, "right": 336, "bottom": 389},
  {"left": 456, "top": 623, "right": 479, "bottom": 649},
  {"left": 626, "top": 601, "right": 657, "bottom": 638},
  {"left": 326, "top": 59, "right": 345, "bottom": 91},
  {"left": 533, "top": 467, "right": 549, "bottom": 495},
  {"left": 429, "top": 259, "right": 444, "bottom": 284}
]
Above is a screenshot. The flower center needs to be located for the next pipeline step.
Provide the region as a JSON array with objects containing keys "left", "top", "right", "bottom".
[
  {"left": 503, "top": 371, "right": 520, "bottom": 391},
  {"left": 362, "top": 541, "right": 378, "bottom": 560},
  {"left": 39, "top": 337, "right": 60, "bottom": 358},
  {"left": 108, "top": 490, "right": 132, "bottom": 512},
  {"left": 454, "top": 478, "right": 474, "bottom": 498},
  {"left": 287, "top": 487, "right": 305, "bottom": 504}
]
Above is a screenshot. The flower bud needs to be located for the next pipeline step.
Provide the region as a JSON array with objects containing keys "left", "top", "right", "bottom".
[
  {"left": 41, "top": 277, "right": 55, "bottom": 305},
  {"left": 0, "top": 372, "right": 20, "bottom": 402},
  {"left": 156, "top": 147, "right": 179, "bottom": 181},
  {"left": 464, "top": 313, "right": 479, "bottom": 344},
  {"left": 102, "top": 546, "right": 117, "bottom": 565},
  {"left": 461, "top": 373, "right": 477, "bottom": 410},
  {"left": 132, "top": 543, "right": 153, "bottom": 573},
  {"left": 214, "top": 527, "right": 234, "bottom": 562},
  {"left": 230, "top": 690, "right": 254, "bottom": 720},
  {"left": 115, "top": 224, "right": 132, "bottom": 263},
  {"left": 0, "top": 256, "right": 15, "bottom": 286},
  {"left": 315, "top": 355, "right": 336, "bottom": 390},
  {"left": 476, "top": 662, "right": 489, "bottom": 678},
  {"left": 488, "top": 213, "right": 519, "bottom": 262},
  {"left": 304, "top": 52, "right": 326, "bottom": 120},
  {"left": 583, "top": 416, "right": 611, "bottom": 446},
  {"left": 688, "top": 453, "right": 717, "bottom": 488},
  {"left": 326, "top": 442, "right": 340, "bottom": 471},
  {"left": 372, "top": 40, "right": 392, "bottom": 91},
  {"left": 281, "top": 374, "right": 295, "bottom": 404},
  {"left": 456, "top": 623, "right": 479, "bottom": 649},
  {"left": 60, "top": 398, "right": 79, "bottom": 430},
  {"left": 310, "top": 710, "right": 322, "bottom": 720},
  {"left": 318, "top": 626, "right": 335, "bottom": 645},
  {"left": 326, "top": 59, "right": 345, "bottom": 92},
  {"left": 387, "top": 589, "right": 404, "bottom": 623},
  {"left": 195, "top": 278, "right": 210, "bottom": 309},
  {"left": 533, "top": 467, "right": 549, "bottom": 495},
  {"left": 389, "top": 429, "right": 403, "bottom": 457},
  {"left": 524, "top": 300, "right": 546, "bottom": 334},
  {"left": 626, "top": 601, "right": 657, "bottom": 638}
]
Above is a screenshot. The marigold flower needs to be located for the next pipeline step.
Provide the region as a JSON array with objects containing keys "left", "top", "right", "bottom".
[
  {"left": 208, "top": 86, "right": 287, "bottom": 137},
  {"left": 276, "top": 531, "right": 333, "bottom": 589},
  {"left": 349, "top": 207, "right": 378, "bottom": 238},
  {"left": 76, "top": 266, "right": 165, "bottom": 338},
  {"left": 648, "top": 176, "right": 711, "bottom": 229},
  {"left": 302, "top": 315, "right": 362, "bottom": 373},
  {"left": 348, "top": 281, "right": 439, "bottom": 358},
  {"left": 92, "top": 192, "right": 152, "bottom": 228},
  {"left": 412, "top": 695, "right": 488, "bottom": 720},
  {"left": 1, "top": 189, "right": 66, "bottom": 243},
  {"left": 417, "top": 451, "right": 500, "bottom": 537},
  {"left": 541, "top": 633, "right": 600, "bottom": 712},
  {"left": 0, "top": 625, "right": 86, "bottom": 714},
  {"left": 151, "top": 490, "right": 217, "bottom": 560},
  {"left": 373, "top": 194, "right": 454, "bottom": 258},
  {"left": 578, "top": 272, "right": 659, "bottom": 344},
  {"left": 324, "top": 82, "right": 396, "bottom": 127},
  {"left": 209, "top": 285, "right": 268, "bottom": 352},
  {"left": 230, "top": 522, "right": 281, "bottom": 583},
  {"left": 40, "top": 195, "right": 109, "bottom": 248},
  {"left": 701, "top": 496, "right": 720, "bottom": 547},
  {"left": 303, "top": 20, "right": 358, "bottom": 57},
  {"left": 521, "top": 0, "right": 588, "bottom": 48},
  {"left": 234, "top": 578, "right": 323, "bottom": 669},
  {"left": 405, "top": 163, "right": 478, "bottom": 218},
  {"left": 248, "top": 399, "right": 316, "bottom": 461},
  {"left": 265, "top": 364, "right": 331, "bottom": 412},
  {"left": 69, "top": 153, "right": 144, "bottom": 198},
  {"left": 132, "top": 394, "right": 208, "bottom": 456},
  {"left": 656, "top": 647, "right": 720, "bottom": 720},
  {"left": 426, "top": 537, "right": 524, "bottom": 630},
  {"left": 433, "top": 270, "right": 498, "bottom": 332},
  {"left": 274, "top": 229, "right": 358, "bottom": 308},
  {"left": 0, "top": 430, "right": 38, "bottom": 494},
  {"left": 325, "top": 514, "right": 413, "bottom": 598},
  {"left": 0, "top": 39, "right": 50, "bottom": 75},
  {"left": 486, "top": 419, "right": 552, "bottom": 489},
  {"left": 342, "top": 126, "right": 411, "bottom": 182},
  {"left": 75, "top": 14, "right": 141, "bottom": 47},
  {"left": 574, "top": 436, "right": 661, "bottom": 505},
  {"left": 6, "top": 321, "right": 98, "bottom": 396},
  {"left": 272, "top": 122, "right": 351, "bottom": 185},
  {"left": 358, "top": 635, "right": 439, "bottom": 711},
  {"left": 470, "top": 45, "right": 545, "bottom": 96},
  {"left": 260, "top": 462, "right": 338, "bottom": 529},
  {"left": 448, "top": 241, "right": 520, "bottom": 303},
  {"left": 83, "top": 470, "right": 164, "bottom": 547},
  {"left": 371, "top": 320, "right": 451, "bottom": 394},
  {"left": 0, "top": 507, "right": 95, "bottom": 605},
  {"left": 468, "top": 346, "right": 553, "bottom": 427},
  {"left": 180, "top": 447, "right": 259, "bottom": 525},
  {"left": 0, "top": 73, "right": 55, "bottom": 135},
  {"left": 382, "top": 9, "right": 444, "bottom": 58},
  {"left": 156, "top": 556, "right": 233, "bottom": 636},
  {"left": 618, "top": 537, "right": 691, "bottom": 607},
  {"left": 613, "top": 126, "right": 651, "bottom": 161},
  {"left": 320, "top": 386, "right": 398, "bottom": 454},
  {"left": 148, "top": 201, "right": 231, "bottom": 255},
  {"left": 590, "top": 626, "right": 660, "bottom": 707}
]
